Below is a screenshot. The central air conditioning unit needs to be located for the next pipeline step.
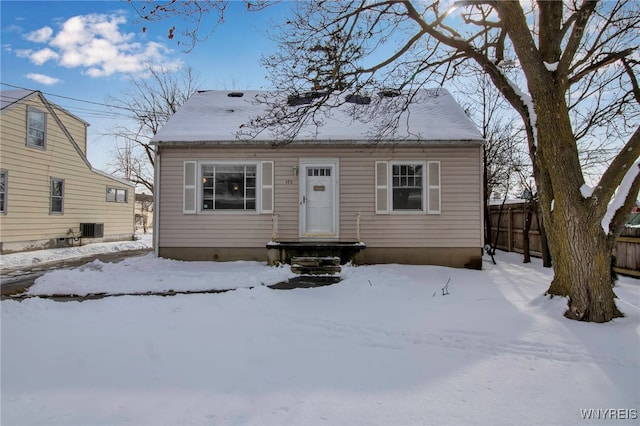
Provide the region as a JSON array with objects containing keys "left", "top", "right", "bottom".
[{"left": 79, "top": 223, "right": 104, "bottom": 238}]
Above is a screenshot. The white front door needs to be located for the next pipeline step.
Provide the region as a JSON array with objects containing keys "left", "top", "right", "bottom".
[{"left": 300, "top": 160, "right": 338, "bottom": 238}]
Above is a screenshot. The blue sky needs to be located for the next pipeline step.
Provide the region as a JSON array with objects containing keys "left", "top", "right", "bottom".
[{"left": 1, "top": 0, "right": 290, "bottom": 171}]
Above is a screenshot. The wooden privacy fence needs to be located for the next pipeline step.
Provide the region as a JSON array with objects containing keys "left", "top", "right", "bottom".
[
  {"left": 614, "top": 227, "right": 640, "bottom": 277},
  {"left": 487, "top": 202, "right": 640, "bottom": 277}
]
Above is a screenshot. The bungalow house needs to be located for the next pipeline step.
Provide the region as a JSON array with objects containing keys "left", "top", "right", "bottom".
[
  {"left": 151, "top": 89, "right": 484, "bottom": 268},
  {"left": 0, "top": 89, "right": 135, "bottom": 253}
]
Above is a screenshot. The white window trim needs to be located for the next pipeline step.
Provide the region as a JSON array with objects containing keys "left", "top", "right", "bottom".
[
  {"left": 375, "top": 160, "right": 441, "bottom": 215},
  {"left": 50, "top": 177, "right": 64, "bottom": 215},
  {"left": 199, "top": 161, "right": 259, "bottom": 214},
  {"left": 390, "top": 160, "right": 427, "bottom": 215},
  {"left": 26, "top": 106, "right": 46, "bottom": 150},
  {"left": 183, "top": 161, "right": 273, "bottom": 215}
]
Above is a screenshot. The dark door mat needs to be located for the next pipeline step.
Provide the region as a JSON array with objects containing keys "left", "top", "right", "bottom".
[{"left": 269, "top": 275, "right": 341, "bottom": 290}]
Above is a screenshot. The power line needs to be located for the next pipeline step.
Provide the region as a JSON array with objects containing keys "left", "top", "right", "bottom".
[
  {"left": 0, "top": 92, "right": 132, "bottom": 123},
  {"left": 0, "top": 82, "right": 147, "bottom": 117}
]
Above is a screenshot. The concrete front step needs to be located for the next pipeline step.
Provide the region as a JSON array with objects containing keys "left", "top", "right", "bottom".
[{"left": 291, "top": 256, "right": 341, "bottom": 275}]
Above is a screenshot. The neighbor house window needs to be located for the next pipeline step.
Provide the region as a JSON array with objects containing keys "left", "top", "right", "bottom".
[
  {"left": 27, "top": 107, "right": 46, "bottom": 149},
  {"left": 107, "top": 187, "right": 128, "bottom": 203},
  {"left": 50, "top": 178, "right": 64, "bottom": 214},
  {"left": 0, "top": 170, "right": 7, "bottom": 214},
  {"left": 375, "top": 160, "right": 440, "bottom": 214},
  {"left": 182, "top": 161, "right": 273, "bottom": 214}
]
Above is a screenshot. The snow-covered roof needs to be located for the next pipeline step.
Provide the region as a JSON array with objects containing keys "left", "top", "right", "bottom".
[{"left": 152, "top": 88, "right": 484, "bottom": 145}]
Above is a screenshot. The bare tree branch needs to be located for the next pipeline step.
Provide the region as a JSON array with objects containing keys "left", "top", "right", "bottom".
[
  {"left": 569, "top": 47, "right": 635, "bottom": 86},
  {"left": 592, "top": 126, "right": 640, "bottom": 219},
  {"left": 558, "top": 0, "right": 598, "bottom": 77},
  {"left": 622, "top": 58, "right": 640, "bottom": 104},
  {"left": 107, "top": 65, "right": 201, "bottom": 193}
]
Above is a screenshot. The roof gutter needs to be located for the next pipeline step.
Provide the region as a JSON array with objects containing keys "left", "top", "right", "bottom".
[{"left": 150, "top": 139, "right": 485, "bottom": 147}]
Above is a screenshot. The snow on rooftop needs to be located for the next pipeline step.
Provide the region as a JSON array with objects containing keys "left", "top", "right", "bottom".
[{"left": 152, "top": 89, "right": 484, "bottom": 144}]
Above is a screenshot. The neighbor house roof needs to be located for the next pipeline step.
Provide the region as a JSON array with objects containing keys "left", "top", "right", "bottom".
[
  {"left": 1, "top": 89, "right": 37, "bottom": 110},
  {"left": 152, "top": 88, "right": 484, "bottom": 145},
  {"left": 1, "top": 89, "right": 90, "bottom": 125}
]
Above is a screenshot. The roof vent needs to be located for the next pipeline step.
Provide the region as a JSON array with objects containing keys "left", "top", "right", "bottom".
[
  {"left": 345, "top": 94, "right": 371, "bottom": 104},
  {"left": 379, "top": 89, "right": 401, "bottom": 97},
  {"left": 227, "top": 92, "right": 244, "bottom": 97},
  {"left": 287, "top": 91, "right": 324, "bottom": 106}
]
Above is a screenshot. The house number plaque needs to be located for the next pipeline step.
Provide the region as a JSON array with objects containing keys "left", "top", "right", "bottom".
[{"left": 313, "top": 185, "right": 326, "bottom": 191}]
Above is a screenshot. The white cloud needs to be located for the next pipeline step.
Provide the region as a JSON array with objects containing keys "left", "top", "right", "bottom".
[
  {"left": 24, "top": 26, "right": 53, "bottom": 43},
  {"left": 15, "top": 48, "right": 32, "bottom": 58},
  {"left": 5, "top": 24, "right": 23, "bottom": 34},
  {"left": 17, "top": 12, "right": 180, "bottom": 77},
  {"left": 25, "top": 73, "right": 61, "bottom": 85},
  {"left": 30, "top": 48, "right": 59, "bottom": 65}
]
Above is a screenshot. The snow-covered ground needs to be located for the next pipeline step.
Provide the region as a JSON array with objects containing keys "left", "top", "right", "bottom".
[
  {"left": 2, "top": 249, "right": 639, "bottom": 425},
  {"left": 0, "top": 234, "right": 153, "bottom": 272}
]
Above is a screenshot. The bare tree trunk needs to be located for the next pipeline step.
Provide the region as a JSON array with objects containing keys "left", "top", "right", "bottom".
[
  {"left": 545, "top": 215, "right": 622, "bottom": 322},
  {"left": 532, "top": 89, "right": 623, "bottom": 322},
  {"left": 535, "top": 202, "right": 552, "bottom": 268},
  {"left": 522, "top": 201, "right": 532, "bottom": 263}
]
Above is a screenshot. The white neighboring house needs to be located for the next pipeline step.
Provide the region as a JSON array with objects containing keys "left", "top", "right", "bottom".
[
  {"left": 151, "top": 89, "right": 485, "bottom": 268},
  {"left": 0, "top": 89, "right": 135, "bottom": 253}
]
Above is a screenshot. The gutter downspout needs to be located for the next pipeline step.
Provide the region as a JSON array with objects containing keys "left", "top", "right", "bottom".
[
  {"left": 153, "top": 146, "right": 160, "bottom": 257},
  {"left": 480, "top": 143, "right": 486, "bottom": 250}
]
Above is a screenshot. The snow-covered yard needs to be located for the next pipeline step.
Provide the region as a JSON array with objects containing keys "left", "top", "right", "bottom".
[{"left": 1, "top": 249, "right": 639, "bottom": 425}]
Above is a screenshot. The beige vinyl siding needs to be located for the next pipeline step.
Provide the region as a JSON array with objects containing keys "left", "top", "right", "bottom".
[
  {"left": 50, "top": 103, "right": 88, "bottom": 155},
  {"left": 158, "top": 144, "right": 482, "bottom": 249},
  {"left": 159, "top": 155, "right": 276, "bottom": 247},
  {"left": 0, "top": 94, "right": 134, "bottom": 250}
]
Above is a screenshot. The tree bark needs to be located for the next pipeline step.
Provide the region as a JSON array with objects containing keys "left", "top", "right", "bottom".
[
  {"left": 532, "top": 85, "right": 623, "bottom": 322},
  {"left": 522, "top": 201, "right": 532, "bottom": 263},
  {"left": 534, "top": 201, "right": 552, "bottom": 268},
  {"left": 545, "top": 213, "right": 622, "bottom": 322}
]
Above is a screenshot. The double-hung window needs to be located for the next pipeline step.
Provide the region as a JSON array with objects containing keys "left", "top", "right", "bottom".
[
  {"left": 50, "top": 178, "right": 64, "bottom": 214},
  {"left": 27, "top": 107, "right": 46, "bottom": 149},
  {"left": 392, "top": 163, "right": 424, "bottom": 211},
  {"left": 375, "top": 160, "right": 440, "bottom": 214},
  {"left": 0, "top": 170, "right": 7, "bottom": 214},
  {"left": 182, "top": 161, "right": 273, "bottom": 214}
]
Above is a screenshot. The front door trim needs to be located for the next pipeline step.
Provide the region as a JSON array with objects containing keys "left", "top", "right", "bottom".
[{"left": 299, "top": 158, "right": 339, "bottom": 240}]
